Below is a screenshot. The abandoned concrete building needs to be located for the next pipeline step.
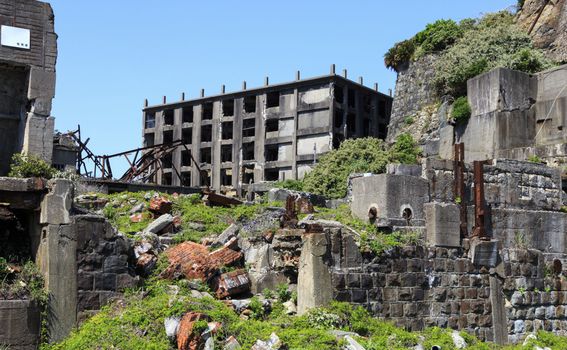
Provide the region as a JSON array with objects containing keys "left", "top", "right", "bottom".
[
  {"left": 142, "top": 69, "right": 393, "bottom": 191},
  {"left": 0, "top": 0, "right": 57, "bottom": 176}
]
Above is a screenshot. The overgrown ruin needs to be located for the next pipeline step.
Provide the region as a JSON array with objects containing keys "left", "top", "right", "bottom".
[{"left": 1, "top": 1, "right": 567, "bottom": 349}]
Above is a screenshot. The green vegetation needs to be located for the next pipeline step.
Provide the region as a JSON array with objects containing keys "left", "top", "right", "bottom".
[
  {"left": 51, "top": 275, "right": 528, "bottom": 350},
  {"left": 528, "top": 155, "right": 542, "bottom": 163},
  {"left": 434, "top": 12, "right": 555, "bottom": 97},
  {"left": 450, "top": 96, "right": 471, "bottom": 123},
  {"left": 384, "top": 39, "right": 416, "bottom": 72},
  {"left": 385, "top": 11, "right": 555, "bottom": 96},
  {"left": 0, "top": 258, "right": 47, "bottom": 304},
  {"left": 101, "top": 192, "right": 269, "bottom": 242},
  {"left": 404, "top": 115, "right": 415, "bottom": 125},
  {"left": 413, "top": 19, "right": 464, "bottom": 58},
  {"left": 8, "top": 153, "right": 57, "bottom": 179},
  {"left": 302, "top": 135, "right": 420, "bottom": 199},
  {"left": 274, "top": 179, "right": 304, "bottom": 192}
]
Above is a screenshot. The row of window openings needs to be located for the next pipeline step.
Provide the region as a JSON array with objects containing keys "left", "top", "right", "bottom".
[
  {"left": 161, "top": 165, "right": 253, "bottom": 187},
  {"left": 162, "top": 167, "right": 285, "bottom": 186},
  {"left": 334, "top": 87, "right": 388, "bottom": 115},
  {"left": 145, "top": 92, "right": 282, "bottom": 128}
]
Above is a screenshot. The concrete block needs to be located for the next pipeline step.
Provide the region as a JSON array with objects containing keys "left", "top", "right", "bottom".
[
  {"left": 467, "top": 67, "right": 536, "bottom": 117},
  {"left": 386, "top": 163, "right": 422, "bottom": 176},
  {"left": 21, "top": 114, "right": 55, "bottom": 163},
  {"left": 438, "top": 124, "right": 455, "bottom": 160},
  {"left": 350, "top": 174, "right": 429, "bottom": 226},
  {"left": 40, "top": 179, "right": 73, "bottom": 225},
  {"left": 469, "top": 239, "right": 499, "bottom": 267},
  {"left": 28, "top": 67, "right": 56, "bottom": 100},
  {"left": 297, "top": 232, "right": 332, "bottom": 315},
  {"left": 0, "top": 300, "right": 41, "bottom": 349},
  {"left": 425, "top": 202, "right": 461, "bottom": 247}
]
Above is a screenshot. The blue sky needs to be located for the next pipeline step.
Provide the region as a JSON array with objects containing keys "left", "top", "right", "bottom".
[{"left": 48, "top": 0, "right": 515, "bottom": 176}]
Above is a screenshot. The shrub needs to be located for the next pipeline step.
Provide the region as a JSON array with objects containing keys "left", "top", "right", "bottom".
[
  {"left": 302, "top": 135, "right": 420, "bottom": 199},
  {"left": 404, "top": 116, "right": 415, "bottom": 125},
  {"left": 276, "top": 283, "right": 292, "bottom": 303},
  {"left": 8, "top": 153, "right": 56, "bottom": 179},
  {"left": 274, "top": 179, "right": 304, "bottom": 192},
  {"left": 384, "top": 39, "right": 416, "bottom": 72},
  {"left": 434, "top": 11, "right": 555, "bottom": 97},
  {"left": 528, "top": 155, "right": 542, "bottom": 163},
  {"left": 302, "top": 138, "right": 390, "bottom": 199},
  {"left": 451, "top": 96, "right": 471, "bottom": 123},
  {"left": 413, "top": 19, "right": 463, "bottom": 58},
  {"left": 388, "top": 133, "right": 420, "bottom": 165}
]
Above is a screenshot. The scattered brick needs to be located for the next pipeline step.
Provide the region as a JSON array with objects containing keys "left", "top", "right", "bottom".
[
  {"left": 212, "top": 269, "right": 250, "bottom": 299},
  {"left": 209, "top": 246, "right": 242, "bottom": 268},
  {"left": 149, "top": 196, "right": 172, "bottom": 215},
  {"left": 177, "top": 312, "right": 209, "bottom": 350}
]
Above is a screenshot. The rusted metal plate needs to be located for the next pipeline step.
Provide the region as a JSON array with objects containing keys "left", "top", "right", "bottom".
[
  {"left": 472, "top": 160, "right": 487, "bottom": 239},
  {"left": 202, "top": 190, "right": 243, "bottom": 207}
]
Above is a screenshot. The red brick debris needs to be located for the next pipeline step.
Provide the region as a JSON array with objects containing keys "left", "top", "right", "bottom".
[
  {"left": 149, "top": 196, "right": 173, "bottom": 215},
  {"left": 211, "top": 269, "right": 251, "bottom": 299},
  {"left": 177, "top": 312, "right": 210, "bottom": 350},
  {"left": 162, "top": 242, "right": 243, "bottom": 283}
]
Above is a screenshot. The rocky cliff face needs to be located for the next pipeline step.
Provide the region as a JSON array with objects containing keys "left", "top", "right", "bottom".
[
  {"left": 386, "top": 54, "right": 440, "bottom": 143},
  {"left": 518, "top": 0, "right": 567, "bottom": 62}
]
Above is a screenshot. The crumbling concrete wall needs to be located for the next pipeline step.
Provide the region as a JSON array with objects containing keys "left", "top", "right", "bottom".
[
  {"left": 12, "top": 179, "right": 138, "bottom": 343},
  {"left": 438, "top": 65, "right": 567, "bottom": 167},
  {"left": 0, "top": 0, "right": 58, "bottom": 174}
]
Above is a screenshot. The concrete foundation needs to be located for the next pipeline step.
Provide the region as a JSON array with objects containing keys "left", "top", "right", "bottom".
[
  {"left": 350, "top": 174, "right": 429, "bottom": 228},
  {"left": 0, "top": 300, "right": 41, "bottom": 350}
]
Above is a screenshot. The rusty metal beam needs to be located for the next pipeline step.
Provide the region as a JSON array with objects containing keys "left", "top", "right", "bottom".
[
  {"left": 472, "top": 160, "right": 487, "bottom": 239},
  {"left": 453, "top": 143, "right": 468, "bottom": 238}
]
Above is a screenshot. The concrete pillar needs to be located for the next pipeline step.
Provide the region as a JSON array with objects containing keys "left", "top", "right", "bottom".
[
  {"left": 21, "top": 114, "right": 55, "bottom": 163},
  {"left": 490, "top": 275, "right": 508, "bottom": 344},
  {"left": 297, "top": 232, "right": 332, "bottom": 315},
  {"left": 212, "top": 101, "right": 222, "bottom": 190},
  {"left": 191, "top": 105, "right": 202, "bottom": 187},
  {"left": 172, "top": 108, "right": 183, "bottom": 186},
  {"left": 232, "top": 97, "right": 244, "bottom": 190},
  {"left": 36, "top": 180, "right": 77, "bottom": 342}
]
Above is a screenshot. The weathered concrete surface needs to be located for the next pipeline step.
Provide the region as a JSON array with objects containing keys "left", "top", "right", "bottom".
[
  {"left": 143, "top": 73, "right": 392, "bottom": 190},
  {"left": 490, "top": 208, "right": 567, "bottom": 254},
  {"left": 0, "top": 0, "right": 58, "bottom": 172},
  {"left": 469, "top": 239, "right": 499, "bottom": 267},
  {"left": 37, "top": 224, "right": 77, "bottom": 343},
  {"left": 40, "top": 179, "right": 73, "bottom": 225},
  {"left": 351, "top": 174, "right": 429, "bottom": 227},
  {"left": 425, "top": 202, "right": 460, "bottom": 247},
  {"left": 297, "top": 232, "right": 332, "bottom": 315},
  {"left": 0, "top": 300, "right": 41, "bottom": 350}
]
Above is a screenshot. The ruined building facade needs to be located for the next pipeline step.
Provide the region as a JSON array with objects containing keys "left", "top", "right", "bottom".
[
  {"left": 142, "top": 71, "right": 392, "bottom": 192},
  {"left": 0, "top": 0, "right": 57, "bottom": 175}
]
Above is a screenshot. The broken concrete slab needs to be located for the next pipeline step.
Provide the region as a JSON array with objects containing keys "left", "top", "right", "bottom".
[
  {"left": 144, "top": 214, "right": 174, "bottom": 235},
  {"left": 251, "top": 332, "right": 282, "bottom": 350},
  {"left": 425, "top": 202, "right": 461, "bottom": 248},
  {"left": 216, "top": 223, "right": 240, "bottom": 245}
]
